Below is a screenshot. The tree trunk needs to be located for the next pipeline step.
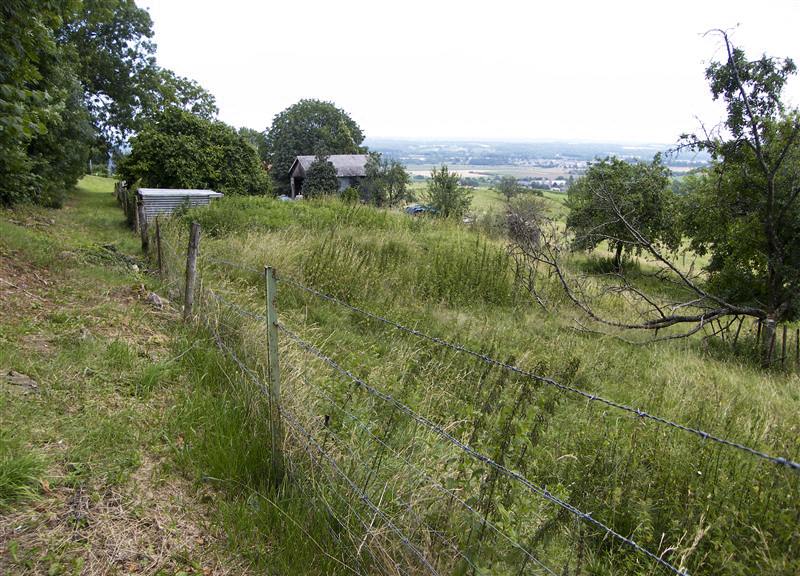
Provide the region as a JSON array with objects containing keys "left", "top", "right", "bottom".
[
  {"left": 612, "top": 242, "right": 624, "bottom": 273},
  {"left": 762, "top": 316, "right": 777, "bottom": 367}
]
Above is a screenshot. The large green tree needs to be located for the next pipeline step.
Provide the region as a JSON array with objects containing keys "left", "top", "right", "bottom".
[
  {"left": 238, "top": 127, "right": 269, "bottom": 166},
  {"left": 1, "top": 0, "right": 219, "bottom": 205},
  {"left": 509, "top": 33, "right": 800, "bottom": 360},
  {"left": 140, "top": 69, "right": 218, "bottom": 123},
  {"left": 680, "top": 31, "right": 800, "bottom": 355},
  {"left": 421, "top": 165, "right": 473, "bottom": 219},
  {"left": 493, "top": 175, "right": 535, "bottom": 200},
  {"left": 118, "top": 107, "right": 270, "bottom": 196},
  {"left": 265, "top": 99, "right": 365, "bottom": 194},
  {"left": 566, "top": 155, "right": 680, "bottom": 272},
  {"left": 0, "top": 0, "right": 92, "bottom": 205},
  {"left": 58, "top": 0, "right": 157, "bottom": 146},
  {"left": 26, "top": 38, "right": 94, "bottom": 205},
  {"left": 361, "top": 153, "right": 411, "bottom": 206}
]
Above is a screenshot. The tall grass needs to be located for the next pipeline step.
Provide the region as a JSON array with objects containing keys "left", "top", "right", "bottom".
[
  {"left": 161, "top": 195, "right": 800, "bottom": 575},
  {"left": 0, "top": 428, "right": 44, "bottom": 510}
]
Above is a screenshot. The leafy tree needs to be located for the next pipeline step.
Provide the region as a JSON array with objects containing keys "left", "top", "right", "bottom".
[
  {"left": 265, "top": 99, "right": 365, "bottom": 194},
  {"left": 361, "top": 153, "right": 411, "bottom": 206},
  {"left": 493, "top": 175, "right": 528, "bottom": 199},
  {"left": 510, "top": 33, "right": 800, "bottom": 362},
  {"left": 58, "top": 0, "right": 158, "bottom": 146},
  {"left": 140, "top": 68, "right": 218, "bottom": 122},
  {"left": 238, "top": 127, "right": 269, "bottom": 166},
  {"left": 60, "top": 1, "right": 217, "bottom": 149},
  {"left": 566, "top": 155, "right": 680, "bottom": 272},
  {"left": 1, "top": 0, "right": 76, "bottom": 203},
  {"left": 118, "top": 107, "right": 270, "bottom": 196},
  {"left": 302, "top": 152, "right": 339, "bottom": 197},
  {"left": 680, "top": 30, "right": 800, "bottom": 355},
  {"left": 0, "top": 0, "right": 220, "bottom": 205},
  {"left": 26, "top": 41, "right": 93, "bottom": 205},
  {"left": 421, "top": 165, "right": 473, "bottom": 219},
  {"left": 0, "top": 0, "right": 97, "bottom": 205}
]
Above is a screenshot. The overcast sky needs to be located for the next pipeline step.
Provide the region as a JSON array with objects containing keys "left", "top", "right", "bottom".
[{"left": 137, "top": 0, "right": 800, "bottom": 144}]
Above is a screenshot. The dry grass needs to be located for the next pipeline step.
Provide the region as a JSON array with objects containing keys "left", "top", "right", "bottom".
[{"left": 0, "top": 455, "right": 247, "bottom": 576}]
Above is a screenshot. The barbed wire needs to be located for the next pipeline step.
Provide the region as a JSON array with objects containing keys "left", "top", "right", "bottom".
[
  {"left": 199, "top": 312, "right": 372, "bottom": 576},
  {"left": 200, "top": 305, "right": 386, "bottom": 574},
  {"left": 160, "top": 235, "right": 183, "bottom": 271},
  {"left": 287, "top": 396, "right": 455, "bottom": 575},
  {"left": 155, "top": 228, "right": 795, "bottom": 575},
  {"left": 278, "top": 323, "right": 686, "bottom": 576},
  {"left": 206, "top": 318, "right": 270, "bottom": 401},
  {"left": 201, "top": 254, "right": 261, "bottom": 275},
  {"left": 205, "top": 287, "right": 268, "bottom": 323},
  {"left": 276, "top": 273, "right": 800, "bottom": 472},
  {"left": 281, "top": 352, "right": 557, "bottom": 576},
  {"left": 197, "top": 282, "right": 422, "bottom": 574},
  {"left": 280, "top": 406, "right": 441, "bottom": 575},
  {"left": 283, "top": 422, "right": 390, "bottom": 576}
]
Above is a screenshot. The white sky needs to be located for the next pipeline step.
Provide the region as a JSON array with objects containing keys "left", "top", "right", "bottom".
[{"left": 137, "top": 0, "right": 800, "bottom": 144}]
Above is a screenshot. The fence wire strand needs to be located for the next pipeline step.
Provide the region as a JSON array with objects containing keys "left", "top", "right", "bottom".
[
  {"left": 280, "top": 408, "right": 441, "bottom": 575},
  {"left": 281, "top": 353, "right": 556, "bottom": 576},
  {"left": 155, "top": 226, "right": 798, "bottom": 576},
  {"left": 278, "top": 322, "right": 686, "bottom": 576},
  {"left": 277, "top": 273, "right": 800, "bottom": 472}
]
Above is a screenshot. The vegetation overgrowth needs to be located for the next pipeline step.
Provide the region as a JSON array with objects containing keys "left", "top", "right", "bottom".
[
  {"left": 0, "top": 177, "right": 345, "bottom": 575},
  {"left": 159, "top": 192, "right": 800, "bottom": 575}
]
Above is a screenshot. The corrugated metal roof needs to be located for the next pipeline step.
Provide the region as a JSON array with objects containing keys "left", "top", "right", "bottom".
[
  {"left": 137, "top": 188, "right": 223, "bottom": 223},
  {"left": 139, "top": 188, "right": 223, "bottom": 198},
  {"left": 290, "top": 154, "right": 369, "bottom": 178}
]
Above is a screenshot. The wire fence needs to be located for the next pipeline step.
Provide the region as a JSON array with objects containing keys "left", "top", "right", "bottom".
[{"left": 153, "top": 219, "right": 799, "bottom": 575}]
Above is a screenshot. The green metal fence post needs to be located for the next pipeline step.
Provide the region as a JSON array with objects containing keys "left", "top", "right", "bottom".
[{"left": 265, "top": 266, "right": 285, "bottom": 485}]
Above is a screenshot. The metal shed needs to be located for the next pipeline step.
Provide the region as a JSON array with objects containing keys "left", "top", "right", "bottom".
[{"left": 136, "top": 188, "right": 223, "bottom": 223}]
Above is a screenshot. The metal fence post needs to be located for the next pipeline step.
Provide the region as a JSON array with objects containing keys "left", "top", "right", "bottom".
[
  {"left": 183, "top": 222, "right": 201, "bottom": 322},
  {"left": 265, "top": 266, "right": 285, "bottom": 485}
]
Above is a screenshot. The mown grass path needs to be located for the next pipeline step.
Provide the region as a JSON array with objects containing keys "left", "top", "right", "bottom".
[{"left": 0, "top": 177, "right": 250, "bottom": 575}]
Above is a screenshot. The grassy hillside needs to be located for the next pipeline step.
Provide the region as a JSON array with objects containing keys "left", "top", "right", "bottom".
[
  {"left": 159, "top": 194, "right": 800, "bottom": 575},
  {"left": 4, "top": 180, "right": 797, "bottom": 575}
]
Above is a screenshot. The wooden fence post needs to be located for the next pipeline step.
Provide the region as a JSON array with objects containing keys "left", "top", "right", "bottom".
[
  {"left": 183, "top": 222, "right": 201, "bottom": 322},
  {"left": 265, "top": 265, "right": 285, "bottom": 485},
  {"left": 794, "top": 328, "right": 800, "bottom": 368},
  {"left": 781, "top": 325, "right": 788, "bottom": 370},
  {"left": 138, "top": 201, "right": 149, "bottom": 252},
  {"left": 155, "top": 216, "right": 163, "bottom": 276},
  {"left": 134, "top": 194, "right": 140, "bottom": 234},
  {"left": 796, "top": 328, "right": 799, "bottom": 370}
]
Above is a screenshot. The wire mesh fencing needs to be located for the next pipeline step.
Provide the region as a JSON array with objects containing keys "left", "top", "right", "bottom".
[{"left": 152, "top": 220, "right": 799, "bottom": 576}]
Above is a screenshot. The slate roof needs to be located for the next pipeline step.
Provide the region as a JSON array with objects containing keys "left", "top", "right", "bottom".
[{"left": 290, "top": 154, "right": 369, "bottom": 178}]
